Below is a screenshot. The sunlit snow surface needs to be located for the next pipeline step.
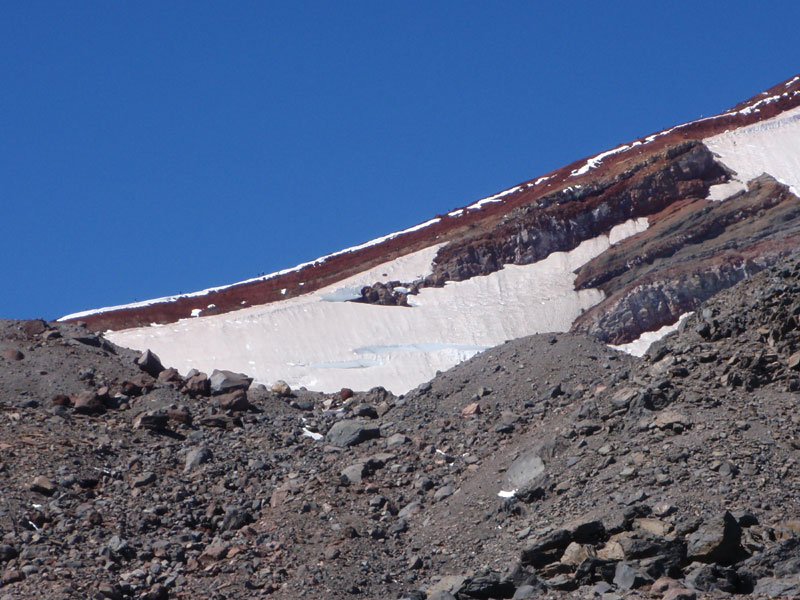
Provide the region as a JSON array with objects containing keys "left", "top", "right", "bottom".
[
  {"left": 610, "top": 313, "right": 693, "bottom": 357},
  {"left": 705, "top": 105, "right": 800, "bottom": 197},
  {"left": 106, "top": 219, "right": 649, "bottom": 394}
]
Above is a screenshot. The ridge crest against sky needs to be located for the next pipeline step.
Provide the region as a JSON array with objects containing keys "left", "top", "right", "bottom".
[{"left": 2, "top": 2, "right": 800, "bottom": 320}]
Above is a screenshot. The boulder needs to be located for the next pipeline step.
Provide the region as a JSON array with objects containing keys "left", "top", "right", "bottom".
[
  {"left": 209, "top": 369, "right": 252, "bottom": 394},
  {"left": 326, "top": 420, "right": 381, "bottom": 447},
  {"left": 613, "top": 562, "right": 652, "bottom": 590},
  {"left": 217, "top": 389, "right": 252, "bottom": 411},
  {"left": 71, "top": 391, "right": 105, "bottom": 415},
  {"left": 182, "top": 372, "right": 210, "bottom": 396},
  {"left": 136, "top": 349, "right": 164, "bottom": 377},
  {"left": 133, "top": 409, "right": 169, "bottom": 431},
  {"left": 520, "top": 529, "right": 571, "bottom": 568},
  {"left": 506, "top": 449, "right": 546, "bottom": 491},
  {"left": 687, "top": 511, "right": 745, "bottom": 565},
  {"left": 184, "top": 447, "right": 213, "bottom": 472},
  {"left": 271, "top": 380, "right": 292, "bottom": 397}
]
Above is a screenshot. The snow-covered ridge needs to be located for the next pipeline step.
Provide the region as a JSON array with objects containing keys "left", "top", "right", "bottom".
[
  {"left": 58, "top": 216, "right": 445, "bottom": 321},
  {"left": 567, "top": 75, "right": 800, "bottom": 179}
]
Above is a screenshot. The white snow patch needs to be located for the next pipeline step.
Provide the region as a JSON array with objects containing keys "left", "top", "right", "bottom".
[
  {"left": 611, "top": 312, "right": 693, "bottom": 357},
  {"left": 704, "top": 105, "right": 800, "bottom": 196},
  {"left": 301, "top": 428, "right": 323, "bottom": 441},
  {"left": 706, "top": 181, "right": 747, "bottom": 202},
  {"left": 319, "top": 286, "right": 364, "bottom": 303},
  {"left": 498, "top": 490, "right": 517, "bottom": 499},
  {"left": 465, "top": 185, "right": 522, "bottom": 210},
  {"left": 570, "top": 142, "right": 643, "bottom": 177},
  {"left": 104, "top": 219, "right": 649, "bottom": 395},
  {"left": 608, "top": 218, "right": 649, "bottom": 245}
]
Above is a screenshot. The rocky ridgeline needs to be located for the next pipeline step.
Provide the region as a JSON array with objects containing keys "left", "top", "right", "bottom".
[{"left": 0, "top": 253, "right": 798, "bottom": 599}]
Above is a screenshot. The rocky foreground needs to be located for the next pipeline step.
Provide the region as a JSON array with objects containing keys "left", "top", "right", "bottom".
[{"left": 0, "top": 253, "right": 799, "bottom": 599}]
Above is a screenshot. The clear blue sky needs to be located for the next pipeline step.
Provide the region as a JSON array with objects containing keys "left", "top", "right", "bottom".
[{"left": 2, "top": 2, "right": 799, "bottom": 320}]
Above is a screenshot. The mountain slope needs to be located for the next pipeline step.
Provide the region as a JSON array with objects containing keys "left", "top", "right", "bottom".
[
  {"left": 2, "top": 250, "right": 799, "bottom": 599},
  {"left": 60, "top": 74, "right": 800, "bottom": 394}
]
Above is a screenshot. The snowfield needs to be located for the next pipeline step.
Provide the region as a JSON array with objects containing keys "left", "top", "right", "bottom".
[
  {"left": 106, "top": 219, "right": 649, "bottom": 394},
  {"left": 71, "top": 99, "right": 800, "bottom": 395},
  {"left": 705, "top": 105, "right": 800, "bottom": 197}
]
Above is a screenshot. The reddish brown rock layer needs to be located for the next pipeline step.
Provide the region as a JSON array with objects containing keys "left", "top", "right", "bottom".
[{"left": 65, "top": 74, "right": 800, "bottom": 332}]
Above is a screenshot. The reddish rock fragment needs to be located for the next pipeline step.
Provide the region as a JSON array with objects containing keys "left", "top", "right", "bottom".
[
  {"left": 71, "top": 390, "right": 105, "bottom": 415},
  {"left": 51, "top": 394, "right": 71, "bottom": 406},
  {"left": 3, "top": 349, "right": 24, "bottom": 361},
  {"left": 217, "top": 389, "right": 252, "bottom": 411},
  {"left": 461, "top": 402, "right": 481, "bottom": 418},
  {"left": 21, "top": 319, "right": 47, "bottom": 337},
  {"left": 167, "top": 406, "right": 192, "bottom": 425},
  {"left": 182, "top": 373, "right": 210, "bottom": 397},
  {"left": 157, "top": 367, "right": 183, "bottom": 384}
]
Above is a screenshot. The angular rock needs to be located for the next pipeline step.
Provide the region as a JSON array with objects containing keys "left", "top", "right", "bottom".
[
  {"left": 133, "top": 409, "right": 169, "bottom": 431},
  {"left": 570, "top": 519, "right": 606, "bottom": 544},
  {"left": 341, "top": 463, "right": 369, "bottom": 485},
  {"left": 209, "top": 369, "right": 252, "bottom": 395},
  {"left": 457, "top": 572, "right": 515, "bottom": 598},
  {"left": 0, "top": 546, "right": 18, "bottom": 562},
  {"left": 506, "top": 449, "right": 546, "bottom": 490},
  {"left": 133, "top": 472, "right": 156, "bottom": 488},
  {"left": 753, "top": 576, "right": 800, "bottom": 598},
  {"left": 520, "top": 529, "right": 571, "bottom": 568},
  {"left": 184, "top": 447, "right": 213, "bottom": 472},
  {"left": 30, "top": 475, "right": 56, "bottom": 496},
  {"left": 434, "top": 485, "right": 455, "bottom": 502},
  {"left": 136, "top": 349, "right": 164, "bottom": 377},
  {"left": 353, "top": 403, "right": 378, "bottom": 419},
  {"left": 326, "top": 420, "right": 381, "bottom": 447},
  {"left": 687, "top": 511, "right": 744, "bottom": 565},
  {"left": 182, "top": 372, "right": 210, "bottom": 397},
  {"left": 613, "top": 562, "right": 652, "bottom": 590},
  {"left": 217, "top": 389, "right": 252, "bottom": 411},
  {"left": 271, "top": 380, "right": 292, "bottom": 397},
  {"left": 560, "top": 542, "right": 595, "bottom": 566},
  {"left": 71, "top": 390, "right": 105, "bottom": 415},
  {"left": 386, "top": 433, "right": 409, "bottom": 448},
  {"left": 156, "top": 367, "right": 183, "bottom": 384},
  {"left": 461, "top": 402, "right": 481, "bottom": 418}
]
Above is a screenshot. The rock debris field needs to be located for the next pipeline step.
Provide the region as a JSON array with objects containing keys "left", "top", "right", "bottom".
[{"left": 0, "top": 253, "right": 799, "bottom": 599}]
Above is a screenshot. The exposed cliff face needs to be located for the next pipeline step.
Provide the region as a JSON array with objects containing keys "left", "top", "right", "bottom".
[
  {"left": 357, "top": 142, "right": 730, "bottom": 304},
  {"left": 572, "top": 175, "right": 800, "bottom": 343},
  {"left": 57, "top": 75, "right": 800, "bottom": 395},
  {"left": 426, "top": 142, "right": 727, "bottom": 285}
]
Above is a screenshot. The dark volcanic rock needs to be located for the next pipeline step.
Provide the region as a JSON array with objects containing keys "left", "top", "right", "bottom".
[
  {"left": 326, "top": 420, "right": 381, "bottom": 447},
  {"left": 136, "top": 349, "right": 165, "bottom": 377},
  {"left": 209, "top": 369, "right": 253, "bottom": 394},
  {"left": 687, "top": 511, "right": 745, "bottom": 565}
]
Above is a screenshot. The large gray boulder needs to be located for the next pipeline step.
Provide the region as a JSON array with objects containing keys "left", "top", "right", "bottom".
[
  {"left": 687, "top": 511, "right": 744, "bottom": 565},
  {"left": 209, "top": 369, "right": 253, "bottom": 395},
  {"left": 326, "top": 420, "right": 381, "bottom": 447}
]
